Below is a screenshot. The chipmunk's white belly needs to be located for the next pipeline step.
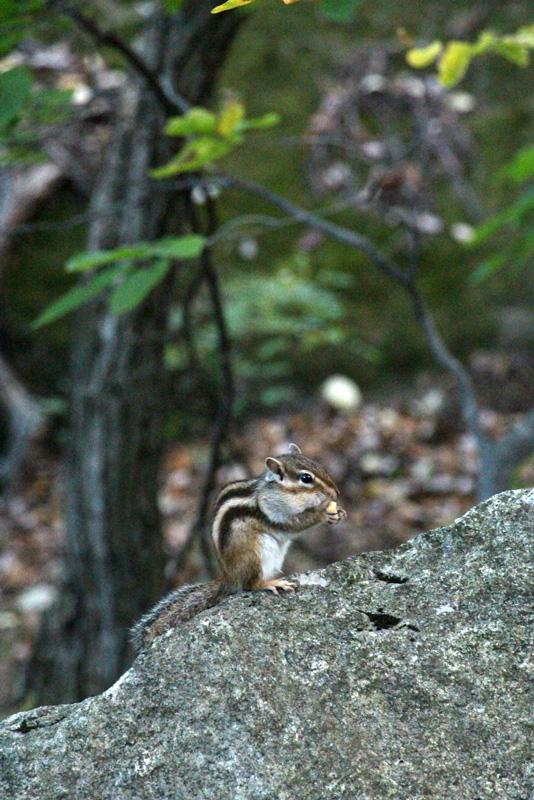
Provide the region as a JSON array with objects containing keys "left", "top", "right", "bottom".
[{"left": 260, "top": 535, "right": 291, "bottom": 581}]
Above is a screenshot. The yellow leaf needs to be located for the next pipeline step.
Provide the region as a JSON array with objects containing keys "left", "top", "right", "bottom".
[
  {"left": 406, "top": 40, "right": 443, "bottom": 68},
  {"left": 211, "top": 0, "right": 256, "bottom": 13},
  {"left": 217, "top": 99, "right": 245, "bottom": 139},
  {"left": 438, "top": 42, "right": 473, "bottom": 87}
]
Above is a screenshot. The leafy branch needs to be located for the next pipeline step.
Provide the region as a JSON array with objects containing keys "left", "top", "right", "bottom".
[
  {"left": 152, "top": 101, "right": 279, "bottom": 177},
  {"left": 32, "top": 235, "right": 205, "bottom": 327},
  {"left": 211, "top": 0, "right": 305, "bottom": 15},
  {"left": 406, "top": 23, "right": 534, "bottom": 87}
]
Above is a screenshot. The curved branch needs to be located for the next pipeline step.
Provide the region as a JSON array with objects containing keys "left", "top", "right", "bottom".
[
  {"left": 217, "top": 176, "right": 409, "bottom": 286},
  {"left": 47, "top": 0, "right": 188, "bottom": 115},
  {"left": 404, "top": 283, "right": 487, "bottom": 448}
]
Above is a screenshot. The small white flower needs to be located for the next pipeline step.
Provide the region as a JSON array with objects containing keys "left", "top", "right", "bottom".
[
  {"left": 321, "top": 374, "right": 362, "bottom": 413},
  {"left": 238, "top": 237, "right": 258, "bottom": 260},
  {"left": 360, "top": 74, "right": 387, "bottom": 93},
  {"left": 450, "top": 222, "right": 475, "bottom": 243},
  {"left": 207, "top": 184, "right": 221, "bottom": 199},
  {"left": 447, "top": 91, "right": 475, "bottom": 114},
  {"left": 191, "top": 186, "right": 206, "bottom": 205}
]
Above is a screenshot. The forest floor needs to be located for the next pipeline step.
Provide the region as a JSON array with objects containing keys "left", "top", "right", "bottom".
[{"left": 1, "top": 377, "right": 532, "bottom": 715}]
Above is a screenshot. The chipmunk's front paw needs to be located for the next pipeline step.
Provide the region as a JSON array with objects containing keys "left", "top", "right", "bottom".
[
  {"left": 326, "top": 501, "right": 346, "bottom": 525},
  {"left": 260, "top": 578, "right": 298, "bottom": 595}
]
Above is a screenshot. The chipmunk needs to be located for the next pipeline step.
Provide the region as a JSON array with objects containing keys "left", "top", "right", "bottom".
[{"left": 131, "top": 443, "right": 346, "bottom": 652}]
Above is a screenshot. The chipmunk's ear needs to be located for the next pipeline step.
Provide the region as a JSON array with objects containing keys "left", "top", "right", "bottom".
[
  {"left": 288, "top": 443, "right": 301, "bottom": 455},
  {"left": 265, "top": 457, "right": 285, "bottom": 481}
]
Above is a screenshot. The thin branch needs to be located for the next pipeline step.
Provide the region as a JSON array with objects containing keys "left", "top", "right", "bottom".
[
  {"left": 4, "top": 210, "right": 93, "bottom": 236},
  {"left": 216, "top": 176, "right": 410, "bottom": 286},
  {"left": 404, "top": 282, "right": 487, "bottom": 450},
  {"left": 181, "top": 265, "right": 207, "bottom": 380},
  {"left": 489, "top": 406, "right": 534, "bottom": 493},
  {"left": 1, "top": 187, "right": 360, "bottom": 239},
  {"left": 46, "top": 0, "right": 188, "bottom": 115},
  {"left": 182, "top": 196, "right": 235, "bottom": 577},
  {"left": 203, "top": 198, "right": 235, "bottom": 422}
]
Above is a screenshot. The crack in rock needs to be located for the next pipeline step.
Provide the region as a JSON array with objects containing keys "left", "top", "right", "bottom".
[
  {"left": 373, "top": 569, "right": 409, "bottom": 585},
  {"left": 359, "top": 609, "right": 419, "bottom": 632}
]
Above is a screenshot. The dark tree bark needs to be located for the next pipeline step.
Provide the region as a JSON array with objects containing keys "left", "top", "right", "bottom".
[
  {"left": 0, "top": 352, "right": 45, "bottom": 492},
  {"left": 30, "top": 1, "right": 242, "bottom": 705}
]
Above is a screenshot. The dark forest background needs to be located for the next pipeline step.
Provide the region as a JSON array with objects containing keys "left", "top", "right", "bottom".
[{"left": 1, "top": 0, "right": 533, "bottom": 713}]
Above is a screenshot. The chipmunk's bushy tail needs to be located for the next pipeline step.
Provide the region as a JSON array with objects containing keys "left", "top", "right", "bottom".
[{"left": 131, "top": 580, "right": 230, "bottom": 653}]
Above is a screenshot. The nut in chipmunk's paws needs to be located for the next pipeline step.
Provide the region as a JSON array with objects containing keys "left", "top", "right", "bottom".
[{"left": 326, "top": 500, "right": 346, "bottom": 524}]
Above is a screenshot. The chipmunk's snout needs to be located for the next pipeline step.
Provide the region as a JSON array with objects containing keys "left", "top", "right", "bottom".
[{"left": 319, "top": 486, "right": 338, "bottom": 505}]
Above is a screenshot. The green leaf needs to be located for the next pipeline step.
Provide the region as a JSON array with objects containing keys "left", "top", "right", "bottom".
[
  {"left": 164, "top": 0, "right": 184, "bottom": 10},
  {"left": 240, "top": 112, "right": 281, "bottom": 131},
  {"left": 469, "top": 253, "right": 507, "bottom": 285},
  {"left": 472, "top": 30, "right": 497, "bottom": 55},
  {"left": 509, "top": 233, "right": 534, "bottom": 273},
  {"left": 492, "top": 39, "right": 530, "bottom": 66},
  {"left": 320, "top": 0, "right": 361, "bottom": 24},
  {"left": 406, "top": 40, "right": 443, "bottom": 69},
  {"left": 0, "top": 0, "right": 17, "bottom": 20},
  {"left": 468, "top": 189, "right": 534, "bottom": 245},
  {"left": 211, "top": 0, "right": 256, "bottom": 13},
  {"left": 66, "top": 246, "right": 147, "bottom": 272},
  {"left": 151, "top": 137, "right": 233, "bottom": 178},
  {"left": 66, "top": 235, "right": 205, "bottom": 272},
  {"left": 150, "top": 235, "right": 206, "bottom": 259},
  {"left": 438, "top": 42, "right": 473, "bottom": 87},
  {"left": 31, "top": 267, "right": 123, "bottom": 329},
  {"left": 0, "top": 66, "right": 32, "bottom": 131},
  {"left": 498, "top": 145, "right": 534, "bottom": 185},
  {"left": 109, "top": 261, "right": 171, "bottom": 314},
  {"left": 164, "top": 107, "right": 217, "bottom": 137},
  {"left": 0, "top": 0, "right": 43, "bottom": 17}
]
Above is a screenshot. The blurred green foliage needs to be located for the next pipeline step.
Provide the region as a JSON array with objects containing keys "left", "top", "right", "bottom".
[
  {"left": 468, "top": 146, "right": 534, "bottom": 287},
  {"left": 0, "top": 2, "right": 74, "bottom": 164},
  {"left": 2, "top": 0, "right": 534, "bottom": 423},
  {"left": 0, "top": 1, "right": 45, "bottom": 55},
  {"left": 167, "top": 252, "right": 380, "bottom": 412}
]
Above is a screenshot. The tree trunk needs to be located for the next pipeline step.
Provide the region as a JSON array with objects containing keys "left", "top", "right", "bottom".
[{"left": 31, "top": 1, "right": 242, "bottom": 705}]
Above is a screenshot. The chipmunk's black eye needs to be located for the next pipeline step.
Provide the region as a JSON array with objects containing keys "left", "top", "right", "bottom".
[{"left": 299, "top": 472, "right": 314, "bottom": 484}]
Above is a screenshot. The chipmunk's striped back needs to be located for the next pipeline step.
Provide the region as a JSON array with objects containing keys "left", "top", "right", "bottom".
[{"left": 211, "top": 478, "right": 259, "bottom": 553}]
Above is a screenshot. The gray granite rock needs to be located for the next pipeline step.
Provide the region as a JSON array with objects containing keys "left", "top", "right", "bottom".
[{"left": 1, "top": 489, "right": 534, "bottom": 800}]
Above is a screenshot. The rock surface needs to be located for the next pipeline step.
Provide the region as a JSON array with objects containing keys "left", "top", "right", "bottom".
[{"left": 1, "top": 489, "right": 534, "bottom": 800}]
